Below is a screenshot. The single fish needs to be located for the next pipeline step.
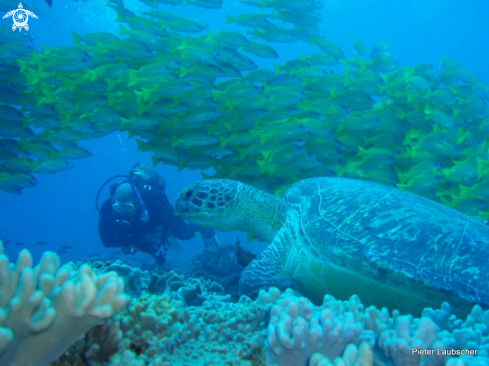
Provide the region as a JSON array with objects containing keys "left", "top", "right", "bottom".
[
  {"left": 409, "top": 75, "right": 431, "bottom": 90},
  {"left": 162, "top": 18, "right": 208, "bottom": 33},
  {"left": 239, "top": 42, "right": 279, "bottom": 59},
  {"left": 36, "top": 241, "right": 48, "bottom": 245},
  {"left": 300, "top": 53, "right": 339, "bottom": 66},
  {"left": 254, "top": 28, "right": 298, "bottom": 43},
  {"left": 72, "top": 31, "right": 119, "bottom": 46},
  {"left": 225, "top": 14, "right": 276, "bottom": 30},
  {"left": 310, "top": 38, "right": 344, "bottom": 59},
  {"left": 33, "top": 159, "right": 74, "bottom": 174},
  {"left": 370, "top": 41, "right": 391, "bottom": 58},
  {"left": 440, "top": 54, "right": 459, "bottom": 71},
  {"left": 208, "top": 31, "right": 250, "bottom": 48},
  {"left": 353, "top": 40, "right": 367, "bottom": 55},
  {"left": 184, "top": 0, "right": 223, "bottom": 9},
  {"left": 53, "top": 147, "right": 92, "bottom": 160}
]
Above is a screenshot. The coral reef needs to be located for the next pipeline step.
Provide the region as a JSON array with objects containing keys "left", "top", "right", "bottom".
[
  {"left": 111, "top": 293, "right": 266, "bottom": 365},
  {"left": 85, "top": 317, "right": 124, "bottom": 366},
  {"left": 266, "top": 292, "right": 371, "bottom": 366},
  {"left": 172, "top": 243, "right": 245, "bottom": 300},
  {"left": 147, "top": 271, "right": 230, "bottom": 307},
  {"left": 79, "top": 252, "right": 236, "bottom": 308},
  {"left": 78, "top": 243, "right": 245, "bottom": 300},
  {"left": 3, "top": 245, "right": 483, "bottom": 366},
  {"left": 61, "top": 285, "right": 489, "bottom": 366},
  {"left": 99, "top": 262, "right": 149, "bottom": 298},
  {"left": 309, "top": 343, "right": 373, "bottom": 366},
  {"left": 264, "top": 290, "right": 489, "bottom": 366},
  {"left": 0, "top": 241, "right": 129, "bottom": 366}
]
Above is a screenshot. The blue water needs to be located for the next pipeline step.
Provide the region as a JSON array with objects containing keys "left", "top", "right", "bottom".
[{"left": 0, "top": 0, "right": 488, "bottom": 265}]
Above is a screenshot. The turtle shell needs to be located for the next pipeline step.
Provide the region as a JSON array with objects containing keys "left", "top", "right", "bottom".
[{"left": 283, "top": 177, "right": 489, "bottom": 317}]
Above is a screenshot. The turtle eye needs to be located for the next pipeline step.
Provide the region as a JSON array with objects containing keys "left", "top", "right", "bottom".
[{"left": 185, "top": 188, "right": 195, "bottom": 199}]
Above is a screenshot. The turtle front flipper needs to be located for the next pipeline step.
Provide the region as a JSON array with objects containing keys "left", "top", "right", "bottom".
[{"left": 238, "top": 222, "right": 298, "bottom": 298}]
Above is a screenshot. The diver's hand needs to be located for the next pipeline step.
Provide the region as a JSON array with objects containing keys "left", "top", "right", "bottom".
[
  {"left": 122, "top": 246, "right": 136, "bottom": 255},
  {"left": 154, "top": 253, "right": 166, "bottom": 266},
  {"left": 140, "top": 215, "right": 149, "bottom": 223},
  {"left": 202, "top": 228, "right": 216, "bottom": 239}
]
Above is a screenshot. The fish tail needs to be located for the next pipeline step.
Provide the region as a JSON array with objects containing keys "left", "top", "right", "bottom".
[
  {"left": 71, "top": 31, "right": 82, "bottom": 44},
  {"left": 151, "top": 156, "right": 160, "bottom": 167}
]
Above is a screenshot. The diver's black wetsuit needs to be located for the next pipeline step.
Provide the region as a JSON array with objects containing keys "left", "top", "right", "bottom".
[{"left": 99, "top": 189, "right": 210, "bottom": 256}]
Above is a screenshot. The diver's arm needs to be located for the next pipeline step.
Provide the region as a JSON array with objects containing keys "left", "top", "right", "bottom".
[
  {"left": 170, "top": 218, "right": 202, "bottom": 240},
  {"left": 167, "top": 206, "right": 215, "bottom": 240},
  {"left": 157, "top": 195, "right": 196, "bottom": 240}
]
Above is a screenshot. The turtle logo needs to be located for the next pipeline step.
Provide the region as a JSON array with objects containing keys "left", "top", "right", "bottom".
[{"left": 2, "top": 3, "right": 38, "bottom": 32}]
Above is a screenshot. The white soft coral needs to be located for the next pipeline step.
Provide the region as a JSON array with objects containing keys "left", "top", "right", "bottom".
[{"left": 0, "top": 240, "right": 130, "bottom": 366}]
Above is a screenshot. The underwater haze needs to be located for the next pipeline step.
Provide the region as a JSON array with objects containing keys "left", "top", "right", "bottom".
[
  {"left": 4, "top": 0, "right": 489, "bottom": 365},
  {"left": 0, "top": 0, "right": 488, "bottom": 267}
]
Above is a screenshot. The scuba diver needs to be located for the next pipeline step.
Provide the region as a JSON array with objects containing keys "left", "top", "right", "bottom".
[{"left": 97, "top": 163, "right": 218, "bottom": 266}]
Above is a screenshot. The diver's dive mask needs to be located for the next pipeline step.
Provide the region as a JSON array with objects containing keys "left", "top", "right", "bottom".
[
  {"left": 112, "top": 202, "right": 136, "bottom": 214},
  {"left": 133, "top": 166, "right": 153, "bottom": 182}
]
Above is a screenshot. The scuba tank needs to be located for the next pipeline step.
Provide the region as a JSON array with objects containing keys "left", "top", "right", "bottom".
[{"left": 131, "top": 163, "right": 166, "bottom": 198}]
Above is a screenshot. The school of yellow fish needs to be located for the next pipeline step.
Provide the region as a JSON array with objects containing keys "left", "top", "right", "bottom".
[{"left": 1, "top": 0, "right": 489, "bottom": 221}]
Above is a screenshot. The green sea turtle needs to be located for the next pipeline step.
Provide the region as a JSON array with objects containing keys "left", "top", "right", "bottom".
[{"left": 174, "top": 177, "right": 489, "bottom": 317}]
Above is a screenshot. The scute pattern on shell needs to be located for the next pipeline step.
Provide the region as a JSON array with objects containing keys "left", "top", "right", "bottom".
[{"left": 269, "top": 177, "right": 489, "bottom": 316}]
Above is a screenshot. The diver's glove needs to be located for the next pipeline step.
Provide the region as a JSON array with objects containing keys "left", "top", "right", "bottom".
[
  {"left": 122, "top": 246, "right": 136, "bottom": 255},
  {"left": 154, "top": 252, "right": 166, "bottom": 266},
  {"left": 202, "top": 229, "right": 220, "bottom": 250},
  {"left": 202, "top": 228, "right": 216, "bottom": 239}
]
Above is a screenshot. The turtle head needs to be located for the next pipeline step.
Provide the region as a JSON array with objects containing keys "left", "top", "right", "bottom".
[
  {"left": 175, "top": 179, "right": 288, "bottom": 242},
  {"left": 174, "top": 179, "right": 244, "bottom": 231}
]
